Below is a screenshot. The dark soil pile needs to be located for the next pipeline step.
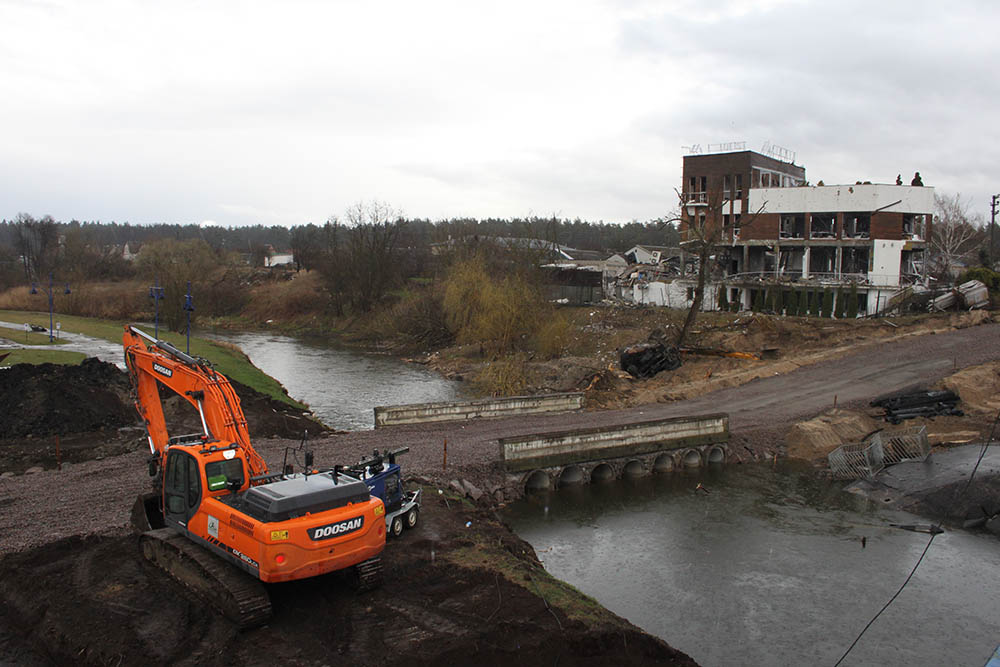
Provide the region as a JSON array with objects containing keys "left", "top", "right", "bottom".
[
  {"left": 0, "top": 488, "right": 697, "bottom": 666},
  {"left": 0, "top": 358, "right": 133, "bottom": 438},
  {"left": 0, "top": 360, "right": 329, "bottom": 474}
]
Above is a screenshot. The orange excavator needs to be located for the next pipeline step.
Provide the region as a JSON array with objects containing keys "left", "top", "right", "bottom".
[{"left": 124, "top": 325, "right": 386, "bottom": 628}]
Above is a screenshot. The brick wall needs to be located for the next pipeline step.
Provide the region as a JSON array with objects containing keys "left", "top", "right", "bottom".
[{"left": 871, "top": 212, "right": 903, "bottom": 240}]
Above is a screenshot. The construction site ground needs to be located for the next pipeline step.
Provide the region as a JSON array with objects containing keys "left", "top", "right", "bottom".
[{"left": 2, "top": 311, "right": 1000, "bottom": 665}]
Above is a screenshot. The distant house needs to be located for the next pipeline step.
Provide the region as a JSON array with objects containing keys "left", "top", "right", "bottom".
[{"left": 265, "top": 245, "right": 295, "bottom": 268}]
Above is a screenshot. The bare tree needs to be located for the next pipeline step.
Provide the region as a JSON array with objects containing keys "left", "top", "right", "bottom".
[
  {"left": 317, "top": 201, "right": 407, "bottom": 314},
  {"left": 931, "top": 193, "right": 982, "bottom": 279},
  {"left": 674, "top": 180, "right": 765, "bottom": 347},
  {"left": 13, "top": 213, "right": 59, "bottom": 281}
]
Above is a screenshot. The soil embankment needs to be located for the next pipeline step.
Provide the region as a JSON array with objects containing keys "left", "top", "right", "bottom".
[
  {"left": 0, "top": 485, "right": 694, "bottom": 666},
  {"left": 0, "top": 359, "right": 329, "bottom": 475}
]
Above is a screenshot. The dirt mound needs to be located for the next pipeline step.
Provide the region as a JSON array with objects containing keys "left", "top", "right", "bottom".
[
  {"left": 786, "top": 409, "right": 880, "bottom": 461},
  {"left": 0, "top": 490, "right": 695, "bottom": 666},
  {"left": 941, "top": 361, "right": 1000, "bottom": 414},
  {"left": 0, "top": 358, "right": 134, "bottom": 438},
  {"left": 0, "top": 360, "right": 328, "bottom": 474}
]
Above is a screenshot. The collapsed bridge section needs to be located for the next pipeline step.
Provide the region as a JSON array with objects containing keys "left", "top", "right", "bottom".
[{"left": 499, "top": 414, "right": 729, "bottom": 491}]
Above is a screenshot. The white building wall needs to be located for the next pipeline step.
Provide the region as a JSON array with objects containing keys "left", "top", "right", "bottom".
[
  {"left": 749, "top": 184, "right": 934, "bottom": 214},
  {"left": 871, "top": 240, "right": 904, "bottom": 287}
]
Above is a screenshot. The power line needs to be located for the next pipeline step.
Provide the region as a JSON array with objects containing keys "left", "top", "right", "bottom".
[{"left": 833, "top": 533, "right": 938, "bottom": 667}]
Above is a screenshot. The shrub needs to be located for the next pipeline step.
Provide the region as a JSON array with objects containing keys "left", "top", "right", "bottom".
[
  {"left": 847, "top": 284, "right": 859, "bottom": 319},
  {"left": 786, "top": 290, "right": 799, "bottom": 315},
  {"left": 474, "top": 356, "right": 529, "bottom": 397},
  {"left": 532, "top": 313, "right": 572, "bottom": 359},
  {"left": 752, "top": 289, "right": 764, "bottom": 312},
  {"left": 957, "top": 267, "right": 1000, "bottom": 291},
  {"left": 442, "top": 257, "right": 546, "bottom": 356},
  {"left": 835, "top": 289, "right": 847, "bottom": 319},
  {"left": 718, "top": 285, "right": 729, "bottom": 311}
]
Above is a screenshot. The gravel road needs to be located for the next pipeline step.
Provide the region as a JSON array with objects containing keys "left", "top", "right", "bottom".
[{"left": 2, "top": 321, "right": 998, "bottom": 554}]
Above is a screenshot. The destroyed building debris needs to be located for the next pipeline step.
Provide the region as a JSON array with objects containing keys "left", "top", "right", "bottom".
[
  {"left": 871, "top": 389, "right": 963, "bottom": 424},
  {"left": 619, "top": 341, "right": 682, "bottom": 378}
]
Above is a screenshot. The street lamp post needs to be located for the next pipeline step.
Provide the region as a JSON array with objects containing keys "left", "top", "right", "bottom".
[
  {"left": 991, "top": 194, "right": 998, "bottom": 267},
  {"left": 149, "top": 277, "right": 165, "bottom": 339},
  {"left": 30, "top": 273, "right": 70, "bottom": 343},
  {"left": 183, "top": 281, "right": 195, "bottom": 354}
]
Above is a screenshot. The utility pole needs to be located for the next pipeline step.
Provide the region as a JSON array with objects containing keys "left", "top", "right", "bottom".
[{"left": 992, "top": 194, "right": 998, "bottom": 267}]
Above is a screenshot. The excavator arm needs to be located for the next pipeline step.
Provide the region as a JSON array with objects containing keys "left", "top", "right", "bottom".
[{"left": 122, "top": 325, "right": 268, "bottom": 478}]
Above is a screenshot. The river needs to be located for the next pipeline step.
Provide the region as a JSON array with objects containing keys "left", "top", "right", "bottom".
[
  {"left": 208, "top": 330, "right": 465, "bottom": 431},
  {"left": 504, "top": 461, "right": 999, "bottom": 667}
]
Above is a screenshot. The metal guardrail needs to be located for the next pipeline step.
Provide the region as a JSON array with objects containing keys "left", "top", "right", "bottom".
[{"left": 828, "top": 426, "right": 929, "bottom": 480}]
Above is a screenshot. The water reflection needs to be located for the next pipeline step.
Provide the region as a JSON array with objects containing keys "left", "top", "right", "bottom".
[
  {"left": 209, "top": 331, "right": 464, "bottom": 431},
  {"left": 505, "top": 462, "right": 999, "bottom": 666}
]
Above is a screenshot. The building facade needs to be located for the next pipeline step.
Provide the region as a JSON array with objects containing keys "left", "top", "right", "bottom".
[{"left": 679, "top": 150, "right": 933, "bottom": 315}]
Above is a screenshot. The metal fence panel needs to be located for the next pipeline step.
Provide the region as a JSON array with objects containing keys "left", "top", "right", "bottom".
[
  {"left": 876, "top": 425, "right": 930, "bottom": 465},
  {"left": 828, "top": 426, "right": 929, "bottom": 480}
]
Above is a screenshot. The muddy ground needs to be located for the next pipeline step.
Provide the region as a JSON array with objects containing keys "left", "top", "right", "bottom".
[
  {"left": 0, "top": 485, "right": 694, "bottom": 666},
  {"left": 0, "top": 359, "right": 695, "bottom": 665},
  {"left": 423, "top": 308, "right": 993, "bottom": 409}
]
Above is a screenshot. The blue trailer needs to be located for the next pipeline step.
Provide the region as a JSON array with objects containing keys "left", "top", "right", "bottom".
[{"left": 345, "top": 448, "right": 421, "bottom": 538}]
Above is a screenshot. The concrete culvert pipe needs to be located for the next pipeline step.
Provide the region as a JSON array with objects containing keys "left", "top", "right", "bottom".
[
  {"left": 558, "top": 465, "right": 584, "bottom": 486},
  {"left": 590, "top": 463, "right": 615, "bottom": 482},
  {"left": 524, "top": 470, "right": 550, "bottom": 491},
  {"left": 623, "top": 460, "right": 644, "bottom": 477},
  {"left": 653, "top": 453, "right": 675, "bottom": 473},
  {"left": 707, "top": 446, "right": 726, "bottom": 464},
  {"left": 682, "top": 449, "right": 702, "bottom": 468}
]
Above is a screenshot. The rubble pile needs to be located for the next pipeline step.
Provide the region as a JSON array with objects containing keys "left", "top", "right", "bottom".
[{"left": 871, "top": 389, "right": 963, "bottom": 424}]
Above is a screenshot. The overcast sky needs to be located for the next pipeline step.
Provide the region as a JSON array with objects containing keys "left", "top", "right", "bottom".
[{"left": 2, "top": 0, "right": 997, "bottom": 227}]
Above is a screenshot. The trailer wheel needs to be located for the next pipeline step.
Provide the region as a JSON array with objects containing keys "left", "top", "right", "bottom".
[
  {"left": 405, "top": 507, "right": 419, "bottom": 529},
  {"left": 390, "top": 516, "right": 404, "bottom": 538}
]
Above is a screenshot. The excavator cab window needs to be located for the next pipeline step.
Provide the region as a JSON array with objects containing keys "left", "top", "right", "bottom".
[
  {"left": 205, "top": 459, "right": 245, "bottom": 493},
  {"left": 164, "top": 450, "right": 202, "bottom": 524}
]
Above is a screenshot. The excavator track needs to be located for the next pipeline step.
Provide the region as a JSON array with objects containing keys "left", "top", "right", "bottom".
[
  {"left": 353, "top": 557, "right": 383, "bottom": 592},
  {"left": 140, "top": 528, "right": 272, "bottom": 630}
]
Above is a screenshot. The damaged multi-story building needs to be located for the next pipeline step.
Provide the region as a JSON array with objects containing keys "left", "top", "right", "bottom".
[{"left": 644, "top": 148, "right": 933, "bottom": 315}]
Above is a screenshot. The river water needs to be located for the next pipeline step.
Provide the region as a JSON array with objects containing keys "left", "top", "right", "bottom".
[
  {"left": 504, "top": 461, "right": 1000, "bottom": 667},
  {"left": 208, "top": 330, "right": 465, "bottom": 431}
]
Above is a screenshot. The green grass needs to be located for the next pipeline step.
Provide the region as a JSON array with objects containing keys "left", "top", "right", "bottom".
[
  {"left": 0, "top": 328, "right": 69, "bottom": 345},
  {"left": 1, "top": 348, "right": 87, "bottom": 365},
  {"left": 0, "top": 309, "right": 306, "bottom": 410}
]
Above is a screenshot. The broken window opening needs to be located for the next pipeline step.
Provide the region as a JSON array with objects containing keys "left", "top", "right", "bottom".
[
  {"left": 840, "top": 247, "right": 870, "bottom": 278},
  {"left": 810, "top": 213, "right": 836, "bottom": 239},
  {"left": 811, "top": 247, "right": 836, "bottom": 275},
  {"left": 903, "top": 214, "right": 925, "bottom": 240},
  {"left": 780, "top": 214, "right": 806, "bottom": 239},
  {"left": 843, "top": 213, "right": 870, "bottom": 239},
  {"left": 735, "top": 174, "right": 743, "bottom": 199},
  {"left": 723, "top": 175, "right": 731, "bottom": 200}
]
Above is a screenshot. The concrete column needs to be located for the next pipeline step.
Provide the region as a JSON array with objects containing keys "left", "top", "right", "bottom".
[
  {"left": 802, "top": 247, "right": 811, "bottom": 279},
  {"left": 742, "top": 245, "right": 749, "bottom": 276},
  {"left": 835, "top": 246, "right": 843, "bottom": 278}
]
